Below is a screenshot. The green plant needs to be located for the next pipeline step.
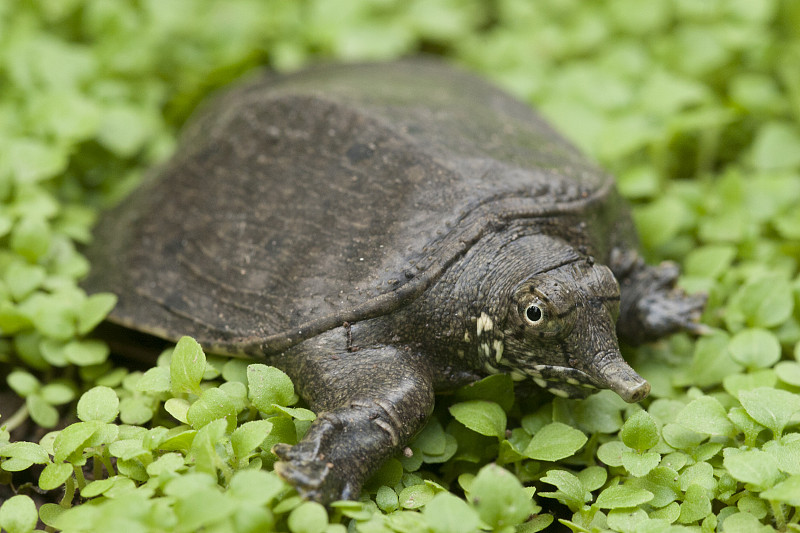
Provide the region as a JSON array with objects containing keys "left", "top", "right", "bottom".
[{"left": 2, "top": 0, "right": 800, "bottom": 531}]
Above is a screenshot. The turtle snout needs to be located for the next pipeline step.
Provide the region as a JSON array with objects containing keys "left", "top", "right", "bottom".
[{"left": 590, "top": 350, "right": 650, "bottom": 403}]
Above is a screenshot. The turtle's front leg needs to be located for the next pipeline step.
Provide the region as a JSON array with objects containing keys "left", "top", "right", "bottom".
[
  {"left": 272, "top": 343, "right": 434, "bottom": 504},
  {"left": 610, "top": 248, "right": 707, "bottom": 345}
]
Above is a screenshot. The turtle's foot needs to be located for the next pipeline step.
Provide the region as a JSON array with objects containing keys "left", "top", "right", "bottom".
[
  {"left": 615, "top": 256, "right": 707, "bottom": 345},
  {"left": 271, "top": 413, "right": 358, "bottom": 503},
  {"left": 272, "top": 446, "right": 357, "bottom": 503}
]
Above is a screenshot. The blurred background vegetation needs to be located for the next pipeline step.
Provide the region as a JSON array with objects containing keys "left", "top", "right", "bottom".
[{"left": 1, "top": 0, "right": 800, "bottom": 532}]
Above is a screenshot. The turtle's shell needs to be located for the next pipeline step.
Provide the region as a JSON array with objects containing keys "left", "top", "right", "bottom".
[{"left": 83, "top": 59, "right": 623, "bottom": 355}]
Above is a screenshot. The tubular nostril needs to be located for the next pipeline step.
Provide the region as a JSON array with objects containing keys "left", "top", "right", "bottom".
[
  {"left": 621, "top": 380, "right": 650, "bottom": 403},
  {"left": 590, "top": 349, "right": 650, "bottom": 403}
]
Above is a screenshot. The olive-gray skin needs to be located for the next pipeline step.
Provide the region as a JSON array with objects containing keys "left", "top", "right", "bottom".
[{"left": 83, "top": 59, "right": 705, "bottom": 503}]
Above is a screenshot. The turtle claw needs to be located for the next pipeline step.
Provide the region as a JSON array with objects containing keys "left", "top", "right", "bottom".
[
  {"left": 273, "top": 453, "right": 332, "bottom": 501},
  {"left": 617, "top": 259, "right": 708, "bottom": 345},
  {"left": 637, "top": 289, "right": 707, "bottom": 339},
  {"left": 270, "top": 411, "right": 366, "bottom": 504}
]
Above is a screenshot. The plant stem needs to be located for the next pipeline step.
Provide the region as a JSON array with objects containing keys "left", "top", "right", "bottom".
[
  {"left": 771, "top": 500, "right": 787, "bottom": 531},
  {"left": 61, "top": 476, "right": 75, "bottom": 508},
  {"left": 3, "top": 403, "right": 29, "bottom": 432}
]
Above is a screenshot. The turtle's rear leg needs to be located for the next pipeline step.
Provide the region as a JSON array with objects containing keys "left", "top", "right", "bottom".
[
  {"left": 610, "top": 248, "right": 707, "bottom": 345},
  {"left": 272, "top": 341, "right": 434, "bottom": 504}
]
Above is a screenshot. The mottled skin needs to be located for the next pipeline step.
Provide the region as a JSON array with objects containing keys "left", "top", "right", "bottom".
[{"left": 82, "top": 59, "right": 705, "bottom": 503}]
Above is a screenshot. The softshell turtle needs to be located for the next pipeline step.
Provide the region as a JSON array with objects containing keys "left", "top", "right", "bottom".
[{"left": 83, "top": 59, "right": 705, "bottom": 503}]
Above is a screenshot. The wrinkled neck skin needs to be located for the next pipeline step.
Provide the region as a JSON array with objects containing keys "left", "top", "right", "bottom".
[{"left": 393, "top": 232, "right": 649, "bottom": 403}]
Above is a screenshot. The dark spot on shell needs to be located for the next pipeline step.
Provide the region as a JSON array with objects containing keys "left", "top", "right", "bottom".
[{"left": 346, "top": 143, "right": 374, "bottom": 164}]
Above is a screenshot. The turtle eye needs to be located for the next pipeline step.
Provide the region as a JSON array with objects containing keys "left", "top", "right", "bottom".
[{"left": 524, "top": 304, "right": 544, "bottom": 325}]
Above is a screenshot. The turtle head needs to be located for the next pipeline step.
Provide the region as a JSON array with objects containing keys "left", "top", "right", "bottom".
[{"left": 490, "top": 236, "right": 649, "bottom": 403}]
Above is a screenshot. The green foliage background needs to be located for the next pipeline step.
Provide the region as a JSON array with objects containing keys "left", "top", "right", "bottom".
[{"left": 1, "top": 0, "right": 800, "bottom": 531}]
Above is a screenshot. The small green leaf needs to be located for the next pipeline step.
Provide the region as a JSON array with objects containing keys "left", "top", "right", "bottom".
[
  {"left": 39, "top": 462, "right": 73, "bottom": 491},
  {"left": 108, "top": 439, "right": 148, "bottom": 461},
  {"left": 728, "top": 328, "right": 781, "bottom": 369},
  {"left": 0, "top": 495, "right": 37, "bottom": 533},
  {"left": 173, "top": 487, "right": 237, "bottom": 532},
  {"left": 726, "top": 276, "right": 794, "bottom": 330},
  {"left": 723, "top": 449, "right": 781, "bottom": 489},
  {"left": 6, "top": 371, "right": 40, "bottom": 397},
  {"left": 97, "top": 104, "right": 156, "bottom": 157},
  {"left": 53, "top": 421, "right": 102, "bottom": 463},
  {"left": 453, "top": 374, "right": 515, "bottom": 412},
  {"left": 678, "top": 462, "right": 716, "bottom": 492},
  {"left": 39, "top": 382, "right": 75, "bottom": 405},
  {"left": 539, "top": 469, "right": 589, "bottom": 510},
  {"left": 678, "top": 484, "right": 711, "bottom": 524},
  {"left": 64, "top": 339, "right": 109, "bottom": 366},
  {"left": 738, "top": 387, "right": 800, "bottom": 438},
  {"left": 376, "top": 485, "right": 399, "bottom": 512},
  {"left": 171, "top": 336, "right": 206, "bottom": 395},
  {"left": 720, "top": 511, "right": 775, "bottom": 533},
  {"left": 411, "top": 418, "right": 446, "bottom": 455},
  {"left": 26, "top": 394, "right": 59, "bottom": 428},
  {"left": 76, "top": 386, "right": 119, "bottom": 423},
  {"left": 423, "top": 492, "right": 481, "bottom": 533},
  {"left": 4, "top": 262, "right": 46, "bottom": 301},
  {"left": 80, "top": 477, "right": 118, "bottom": 498},
  {"left": 517, "top": 514, "right": 555, "bottom": 532},
  {"left": 119, "top": 397, "right": 154, "bottom": 425},
  {"left": 621, "top": 450, "right": 661, "bottom": 477},
  {"left": 221, "top": 359, "right": 250, "bottom": 383},
  {"left": 190, "top": 418, "right": 227, "bottom": 477},
  {"left": 628, "top": 467, "right": 681, "bottom": 508},
  {"left": 228, "top": 469, "right": 286, "bottom": 506},
  {"left": 620, "top": 410, "right": 659, "bottom": 451},
  {"left": 231, "top": 419, "right": 273, "bottom": 460},
  {"left": 606, "top": 508, "right": 650, "bottom": 533},
  {"left": 76, "top": 293, "right": 117, "bottom": 335},
  {"left": 578, "top": 466, "right": 607, "bottom": 492},
  {"left": 287, "top": 501, "right": 328, "bottom": 533},
  {"left": 523, "top": 422, "right": 587, "bottom": 461},
  {"left": 145, "top": 453, "right": 185, "bottom": 478},
  {"left": 683, "top": 332, "right": 741, "bottom": 387},
  {"left": 737, "top": 494, "right": 769, "bottom": 518},
  {"left": 761, "top": 474, "right": 800, "bottom": 505},
  {"left": 595, "top": 485, "right": 654, "bottom": 509},
  {"left": 11, "top": 216, "right": 52, "bottom": 262},
  {"left": 775, "top": 361, "right": 800, "bottom": 387},
  {"left": 398, "top": 483, "right": 435, "bottom": 509},
  {"left": 270, "top": 405, "right": 316, "bottom": 421},
  {"left": 764, "top": 437, "right": 800, "bottom": 475},
  {"left": 728, "top": 407, "right": 765, "bottom": 446},
  {"left": 186, "top": 387, "right": 238, "bottom": 431},
  {"left": 661, "top": 423, "right": 705, "bottom": 450},
  {"left": 676, "top": 395, "right": 734, "bottom": 436},
  {"left": 247, "top": 364, "right": 296, "bottom": 412},
  {"left": 597, "top": 440, "right": 629, "bottom": 467},
  {"left": 0, "top": 442, "right": 49, "bottom": 466},
  {"left": 684, "top": 245, "right": 736, "bottom": 278},
  {"left": 723, "top": 369, "right": 778, "bottom": 396},
  {"left": 633, "top": 196, "right": 687, "bottom": 248},
  {"left": 750, "top": 121, "right": 800, "bottom": 170},
  {"left": 469, "top": 464, "right": 533, "bottom": 528},
  {"left": 572, "top": 390, "right": 625, "bottom": 434},
  {"left": 164, "top": 398, "right": 191, "bottom": 424},
  {"left": 449, "top": 400, "right": 506, "bottom": 439}
]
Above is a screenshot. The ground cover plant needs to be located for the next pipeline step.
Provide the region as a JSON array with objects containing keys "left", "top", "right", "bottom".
[{"left": 1, "top": 0, "right": 800, "bottom": 531}]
